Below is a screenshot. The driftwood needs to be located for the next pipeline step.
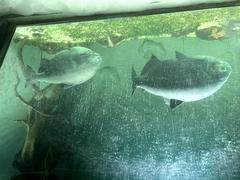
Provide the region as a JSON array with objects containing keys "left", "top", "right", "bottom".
[
  {"left": 14, "top": 72, "right": 62, "bottom": 162},
  {"left": 12, "top": 40, "right": 71, "bottom": 177}
]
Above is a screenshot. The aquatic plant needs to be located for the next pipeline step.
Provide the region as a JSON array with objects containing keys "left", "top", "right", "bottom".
[{"left": 13, "top": 7, "right": 240, "bottom": 53}]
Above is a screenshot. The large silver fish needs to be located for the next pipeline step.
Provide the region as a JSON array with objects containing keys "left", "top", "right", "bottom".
[
  {"left": 132, "top": 51, "right": 232, "bottom": 109},
  {"left": 29, "top": 47, "right": 102, "bottom": 85}
]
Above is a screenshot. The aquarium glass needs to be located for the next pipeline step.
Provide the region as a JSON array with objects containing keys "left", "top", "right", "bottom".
[
  {"left": 0, "top": 0, "right": 231, "bottom": 16},
  {"left": 0, "top": 6, "right": 240, "bottom": 180}
]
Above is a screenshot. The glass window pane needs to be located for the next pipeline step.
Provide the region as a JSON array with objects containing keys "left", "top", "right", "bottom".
[{"left": 0, "top": 6, "right": 240, "bottom": 179}]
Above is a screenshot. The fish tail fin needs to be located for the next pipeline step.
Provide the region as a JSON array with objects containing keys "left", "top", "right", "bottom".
[{"left": 131, "top": 66, "right": 138, "bottom": 95}]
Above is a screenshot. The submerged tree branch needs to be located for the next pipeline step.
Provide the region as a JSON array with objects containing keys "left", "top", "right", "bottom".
[{"left": 14, "top": 72, "right": 54, "bottom": 117}]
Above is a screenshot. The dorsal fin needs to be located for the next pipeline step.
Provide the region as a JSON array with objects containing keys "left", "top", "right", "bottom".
[
  {"left": 39, "top": 58, "right": 50, "bottom": 73},
  {"left": 141, "top": 55, "right": 161, "bottom": 75},
  {"left": 175, "top": 51, "right": 189, "bottom": 60}
]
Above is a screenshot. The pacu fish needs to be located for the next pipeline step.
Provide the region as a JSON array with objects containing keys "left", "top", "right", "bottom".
[
  {"left": 28, "top": 47, "right": 102, "bottom": 85},
  {"left": 132, "top": 51, "right": 232, "bottom": 109}
]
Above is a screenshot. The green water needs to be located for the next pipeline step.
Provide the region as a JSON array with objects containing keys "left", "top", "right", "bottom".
[
  {"left": 1, "top": 7, "right": 240, "bottom": 179},
  {"left": 0, "top": 36, "right": 239, "bottom": 179}
]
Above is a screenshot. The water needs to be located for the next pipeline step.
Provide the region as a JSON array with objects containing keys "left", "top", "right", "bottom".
[{"left": 1, "top": 7, "right": 240, "bottom": 180}]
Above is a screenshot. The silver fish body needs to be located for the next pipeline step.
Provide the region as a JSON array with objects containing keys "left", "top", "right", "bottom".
[
  {"left": 132, "top": 51, "right": 232, "bottom": 109},
  {"left": 32, "top": 47, "right": 102, "bottom": 85}
]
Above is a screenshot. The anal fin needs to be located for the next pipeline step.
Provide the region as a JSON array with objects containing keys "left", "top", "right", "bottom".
[{"left": 170, "top": 99, "right": 183, "bottom": 109}]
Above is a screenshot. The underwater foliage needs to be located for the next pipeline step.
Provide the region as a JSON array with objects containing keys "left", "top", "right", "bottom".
[{"left": 14, "top": 7, "right": 240, "bottom": 53}]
